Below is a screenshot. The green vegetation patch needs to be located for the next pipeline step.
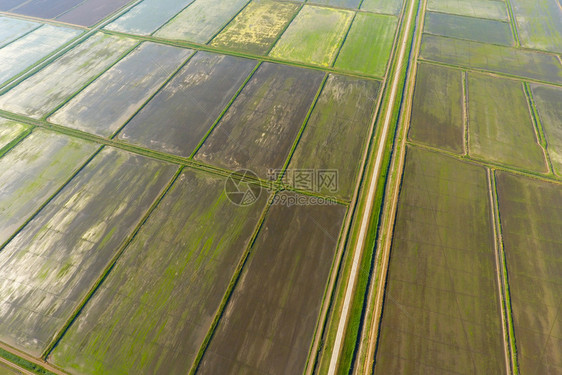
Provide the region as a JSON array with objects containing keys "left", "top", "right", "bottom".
[
  {"left": 496, "top": 172, "right": 562, "bottom": 374},
  {"left": 420, "top": 34, "right": 562, "bottom": 84},
  {"left": 104, "top": 0, "right": 194, "bottom": 36},
  {"left": 269, "top": 5, "right": 353, "bottom": 66},
  {"left": 510, "top": 0, "right": 562, "bottom": 53},
  {"left": 0, "top": 147, "right": 177, "bottom": 356},
  {"left": 531, "top": 84, "right": 562, "bottom": 176},
  {"left": 409, "top": 62, "right": 464, "bottom": 153},
  {"left": 288, "top": 74, "right": 380, "bottom": 200},
  {"left": 119, "top": 52, "right": 257, "bottom": 157},
  {"left": 334, "top": 12, "right": 397, "bottom": 77},
  {"left": 194, "top": 62, "right": 324, "bottom": 178},
  {"left": 0, "top": 118, "right": 29, "bottom": 152},
  {"left": 0, "top": 129, "right": 97, "bottom": 245},
  {"left": 427, "top": 0, "right": 508, "bottom": 21},
  {"left": 361, "top": 0, "right": 403, "bottom": 15},
  {"left": 424, "top": 11, "right": 514, "bottom": 46},
  {"left": 154, "top": 0, "right": 249, "bottom": 44},
  {"left": 375, "top": 146, "right": 507, "bottom": 375},
  {"left": 198, "top": 192, "right": 346, "bottom": 374},
  {"left": 0, "top": 24, "right": 81, "bottom": 85},
  {"left": 468, "top": 73, "right": 546, "bottom": 172},
  {"left": 51, "top": 169, "right": 268, "bottom": 375},
  {"left": 0, "top": 33, "right": 136, "bottom": 119},
  {"left": 50, "top": 43, "right": 192, "bottom": 137},
  {"left": 210, "top": 0, "right": 301, "bottom": 55}
]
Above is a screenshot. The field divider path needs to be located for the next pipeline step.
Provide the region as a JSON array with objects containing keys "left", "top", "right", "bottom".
[
  {"left": 306, "top": 0, "right": 410, "bottom": 370},
  {"left": 277, "top": 73, "right": 329, "bottom": 180},
  {"left": 0, "top": 109, "right": 351, "bottom": 206},
  {"left": 407, "top": 140, "right": 562, "bottom": 185},
  {"left": 0, "top": 28, "right": 85, "bottom": 94},
  {"left": 265, "top": 1, "right": 305, "bottom": 55},
  {"left": 41, "top": 41, "right": 143, "bottom": 121},
  {"left": 488, "top": 169, "right": 514, "bottom": 375},
  {"left": 0, "top": 125, "right": 32, "bottom": 158},
  {"left": 417, "top": 58, "right": 562, "bottom": 89},
  {"left": 0, "top": 342, "right": 67, "bottom": 375},
  {"left": 203, "top": 0, "right": 253, "bottom": 46},
  {"left": 109, "top": 49, "right": 199, "bottom": 139},
  {"left": 188, "top": 193, "right": 276, "bottom": 375},
  {"left": 462, "top": 70, "right": 469, "bottom": 156},
  {"left": 99, "top": 28, "right": 386, "bottom": 81},
  {"left": 188, "top": 61, "right": 262, "bottom": 158},
  {"left": 503, "top": 0, "right": 521, "bottom": 47},
  {"left": 357, "top": 0, "right": 427, "bottom": 372},
  {"left": 41, "top": 166, "right": 185, "bottom": 360},
  {"left": 523, "top": 82, "right": 554, "bottom": 175},
  {"left": 489, "top": 169, "right": 519, "bottom": 374},
  {"left": 0, "top": 0, "right": 145, "bottom": 96},
  {"left": 326, "top": 0, "right": 420, "bottom": 371},
  {"left": 0, "top": 23, "right": 42, "bottom": 49},
  {"left": 328, "top": 10, "right": 356, "bottom": 67},
  {"left": 0, "top": 144, "right": 104, "bottom": 254},
  {"left": 148, "top": 0, "right": 200, "bottom": 37},
  {"left": 0, "top": 356, "right": 36, "bottom": 375}
]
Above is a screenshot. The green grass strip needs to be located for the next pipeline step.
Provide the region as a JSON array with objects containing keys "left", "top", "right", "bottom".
[
  {"left": 0, "top": 348, "right": 56, "bottom": 375},
  {"left": 490, "top": 170, "right": 519, "bottom": 375}
]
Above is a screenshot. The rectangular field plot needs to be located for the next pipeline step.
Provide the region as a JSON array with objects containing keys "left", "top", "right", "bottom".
[
  {"left": 495, "top": 172, "right": 562, "bottom": 374},
  {"left": 0, "top": 24, "right": 81, "bottom": 86},
  {"left": 420, "top": 34, "right": 562, "bottom": 84},
  {"left": 49, "top": 43, "right": 192, "bottom": 137},
  {"left": 0, "top": 118, "right": 29, "bottom": 152},
  {"left": 0, "top": 147, "right": 177, "bottom": 356},
  {"left": 51, "top": 169, "right": 268, "bottom": 375},
  {"left": 198, "top": 193, "right": 346, "bottom": 375},
  {"left": 55, "top": 0, "right": 133, "bottom": 27},
  {"left": 104, "top": 0, "right": 194, "bottom": 36},
  {"left": 119, "top": 52, "right": 256, "bottom": 157},
  {"left": 427, "top": 0, "right": 508, "bottom": 21},
  {"left": 511, "top": 0, "right": 562, "bottom": 53},
  {"left": 194, "top": 62, "right": 324, "bottom": 178},
  {"left": 408, "top": 63, "right": 464, "bottom": 153},
  {"left": 7, "top": 0, "right": 82, "bottom": 19},
  {"left": 374, "top": 146, "right": 506, "bottom": 375},
  {"left": 0, "top": 130, "right": 97, "bottom": 246},
  {"left": 210, "top": 0, "right": 300, "bottom": 55},
  {"left": 0, "top": 33, "right": 136, "bottom": 119},
  {"left": 269, "top": 5, "right": 353, "bottom": 66},
  {"left": 334, "top": 13, "right": 397, "bottom": 77},
  {"left": 467, "top": 73, "right": 547, "bottom": 172},
  {"left": 154, "top": 0, "right": 249, "bottom": 44},
  {"left": 0, "top": 17, "right": 39, "bottom": 47},
  {"left": 532, "top": 84, "right": 562, "bottom": 176},
  {"left": 309, "top": 0, "right": 361, "bottom": 9},
  {"left": 424, "top": 12, "right": 514, "bottom": 46},
  {"left": 288, "top": 74, "right": 380, "bottom": 200},
  {"left": 361, "top": 0, "right": 403, "bottom": 15}
]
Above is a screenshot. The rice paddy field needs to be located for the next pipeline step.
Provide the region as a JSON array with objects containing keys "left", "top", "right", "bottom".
[{"left": 0, "top": 0, "right": 560, "bottom": 374}]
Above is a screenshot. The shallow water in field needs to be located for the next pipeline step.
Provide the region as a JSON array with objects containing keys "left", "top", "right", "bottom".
[{"left": 50, "top": 42, "right": 192, "bottom": 137}]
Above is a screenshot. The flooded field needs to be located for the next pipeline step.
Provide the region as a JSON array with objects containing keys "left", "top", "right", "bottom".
[
  {"left": 49, "top": 42, "right": 192, "bottom": 137},
  {"left": 119, "top": 52, "right": 256, "bottom": 157},
  {"left": 194, "top": 62, "right": 324, "bottom": 178},
  {"left": 0, "top": 0, "right": 560, "bottom": 374}
]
